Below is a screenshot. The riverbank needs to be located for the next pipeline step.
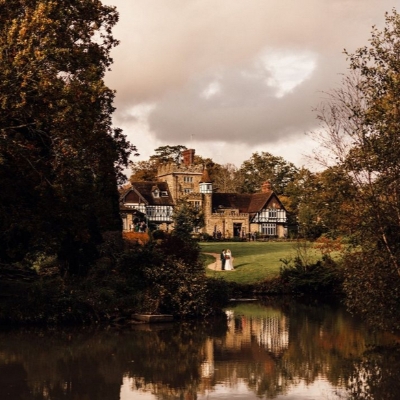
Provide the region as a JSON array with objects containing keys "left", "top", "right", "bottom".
[{"left": 0, "top": 238, "right": 344, "bottom": 327}]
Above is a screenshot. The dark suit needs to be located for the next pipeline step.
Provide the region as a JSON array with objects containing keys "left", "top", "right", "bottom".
[{"left": 220, "top": 250, "right": 226, "bottom": 270}]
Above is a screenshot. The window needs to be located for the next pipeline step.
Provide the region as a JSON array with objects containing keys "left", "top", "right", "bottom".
[
  {"left": 191, "top": 201, "right": 201, "bottom": 209},
  {"left": 153, "top": 189, "right": 159, "bottom": 198},
  {"left": 183, "top": 176, "right": 193, "bottom": 183},
  {"left": 268, "top": 209, "right": 277, "bottom": 219},
  {"left": 161, "top": 191, "right": 168, "bottom": 197},
  {"left": 184, "top": 188, "right": 193, "bottom": 194},
  {"left": 262, "top": 223, "right": 276, "bottom": 236},
  {"left": 147, "top": 206, "right": 156, "bottom": 217}
]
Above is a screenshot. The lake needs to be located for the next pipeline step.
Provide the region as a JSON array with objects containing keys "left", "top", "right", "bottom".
[{"left": 1, "top": 298, "right": 400, "bottom": 399}]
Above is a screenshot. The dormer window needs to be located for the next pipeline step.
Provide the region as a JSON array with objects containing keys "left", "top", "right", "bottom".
[
  {"left": 161, "top": 191, "right": 168, "bottom": 197},
  {"left": 153, "top": 189, "right": 160, "bottom": 198}
]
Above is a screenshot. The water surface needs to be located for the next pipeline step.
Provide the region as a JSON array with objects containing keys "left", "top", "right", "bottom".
[{"left": 1, "top": 298, "right": 400, "bottom": 399}]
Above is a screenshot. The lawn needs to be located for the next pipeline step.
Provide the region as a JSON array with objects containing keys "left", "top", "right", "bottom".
[{"left": 200, "top": 241, "right": 322, "bottom": 285}]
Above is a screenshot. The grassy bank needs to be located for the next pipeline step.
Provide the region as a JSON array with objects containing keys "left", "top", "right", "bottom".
[{"left": 201, "top": 241, "right": 322, "bottom": 285}]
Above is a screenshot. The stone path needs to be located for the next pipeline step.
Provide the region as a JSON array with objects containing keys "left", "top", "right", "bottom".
[
  {"left": 204, "top": 252, "right": 235, "bottom": 271},
  {"left": 203, "top": 252, "right": 220, "bottom": 271}
]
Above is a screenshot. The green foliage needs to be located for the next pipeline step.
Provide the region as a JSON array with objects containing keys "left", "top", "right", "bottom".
[
  {"left": 343, "top": 250, "right": 400, "bottom": 331},
  {"left": 116, "top": 239, "right": 227, "bottom": 318},
  {"left": 237, "top": 151, "right": 299, "bottom": 194},
  {"left": 129, "top": 160, "right": 158, "bottom": 182},
  {"left": 172, "top": 199, "right": 205, "bottom": 240},
  {"left": 203, "top": 241, "right": 303, "bottom": 284},
  {"left": 311, "top": 9, "right": 400, "bottom": 326},
  {"left": 151, "top": 229, "right": 167, "bottom": 240},
  {"left": 278, "top": 256, "right": 343, "bottom": 297},
  {"left": 150, "top": 145, "right": 187, "bottom": 164},
  {"left": 0, "top": 1, "right": 134, "bottom": 273},
  {"left": 208, "top": 162, "right": 240, "bottom": 193},
  {"left": 286, "top": 167, "right": 357, "bottom": 239}
]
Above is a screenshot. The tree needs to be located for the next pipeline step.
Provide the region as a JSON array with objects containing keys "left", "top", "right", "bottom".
[
  {"left": 129, "top": 160, "right": 158, "bottom": 182},
  {"left": 285, "top": 167, "right": 357, "bottom": 239},
  {"left": 237, "top": 152, "right": 299, "bottom": 194},
  {"left": 211, "top": 163, "right": 241, "bottom": 193},
  {"left": 129, "top": 145, "right": 188, "bottom": 183},
  {"left": 0, "top": 1, "right": 134, "bottom": 273},
  {"left": 312, "top": 9, "right": 400, "bottom": 329},
  {"left": 172, "top": 199, "right": 205, "bottom": 240},
  {"left": 192, "top": 155, "right": 240, "bottom": 193},
  {"left": 150, "top": 145, "right": 187, "bottom": 164}
]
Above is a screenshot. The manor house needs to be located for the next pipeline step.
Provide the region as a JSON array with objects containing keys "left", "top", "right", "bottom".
[{"left": 120, "top": 149, "right": 287, "bottom": 238}]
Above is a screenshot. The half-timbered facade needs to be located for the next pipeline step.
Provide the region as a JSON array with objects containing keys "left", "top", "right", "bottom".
[
  {"left": 120, "top": 149, "right": 288, "bottom": 238},
  {"left": 120, "top": 181, "right": 174, "bottom": 231}
]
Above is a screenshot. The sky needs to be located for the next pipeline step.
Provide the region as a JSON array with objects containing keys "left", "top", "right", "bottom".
[{"left": 102, "top": 0, "right": 396, "bottom": 171}]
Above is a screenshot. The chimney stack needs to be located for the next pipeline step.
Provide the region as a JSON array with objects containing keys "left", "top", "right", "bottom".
[
  {"left": 261, "top": 181, "right": 272, "bottom": 193},
  {"left": 182, "top": 149, "right": 195, "bottom": 166}
]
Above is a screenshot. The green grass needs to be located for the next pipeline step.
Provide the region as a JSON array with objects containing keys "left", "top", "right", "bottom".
[{"left": 200, "top": 241, "right": 322, "bottom": 285}]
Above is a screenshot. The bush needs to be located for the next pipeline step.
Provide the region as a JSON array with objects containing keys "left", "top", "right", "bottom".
[
  {"left": 114, "top": 240, "right": 229, "bottom": 318},
  {"left": 277, "top": 255, "right": 343, "bottom": 298},
  {"left": 343, "top": 251, "right": 400, "bottom": 331},
  {"left": 0, "top": 228, "right": 230, "bottom": 325},
  {"left": 151, "top": 229, "right": 166, "bottom": 240},
  {"left": 204, "top": 277, "right": 231, "bottom": 309}
]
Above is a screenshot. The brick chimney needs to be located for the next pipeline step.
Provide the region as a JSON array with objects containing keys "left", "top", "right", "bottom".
[
  {"left": 182, "top": 149, "right": 195, "bottom": 166},
  {"left": 261, "top": 181, "right": 272, "bottom": 193}
]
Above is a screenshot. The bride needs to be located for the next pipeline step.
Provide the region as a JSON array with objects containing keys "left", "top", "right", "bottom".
[{"left": 224, "top": 249, "right": 234, "bottom": 270}]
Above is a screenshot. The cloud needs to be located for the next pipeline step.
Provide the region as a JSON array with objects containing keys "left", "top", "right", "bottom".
[{"left": 103, "top": 0, "right": 395, "bottom": 168}]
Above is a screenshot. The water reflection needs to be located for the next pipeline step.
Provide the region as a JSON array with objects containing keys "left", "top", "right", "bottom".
[{"left": 1, "top": 299, "right": 400, "bottom": 399}]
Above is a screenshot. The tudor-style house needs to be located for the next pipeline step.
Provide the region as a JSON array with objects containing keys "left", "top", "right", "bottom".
[{"left": 120, "top": 149, "right": 287, "bottom": 238}]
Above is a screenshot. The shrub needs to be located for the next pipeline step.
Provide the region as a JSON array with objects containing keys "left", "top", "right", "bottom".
[
  {"left": 343, "top": 251, "right": 400, "bottom": 331},
  {"left": 278, "top": 255, "right": 343, "bottom": 298},
  {"left": 115, "top": 240, "right": 229, "bottom": 318},
  {"left": 152, "top": 229, "right": 166, "bottom": 240}
]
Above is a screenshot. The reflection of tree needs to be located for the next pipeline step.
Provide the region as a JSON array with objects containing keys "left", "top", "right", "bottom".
[
  {"left": 346, "top": 346, "right": 400, "bottom": 400},
  {"left": 0, "top": 329, "right": 124, "bottom": 400},
  {"left": 0, "top": 302, "right": 399, "bottom": 399},
  {"left": 0, "top": 363, "right": 31, "bottom": 400},
  {"left": 0, "top": 319, "right": 228, "bottom": 400}
]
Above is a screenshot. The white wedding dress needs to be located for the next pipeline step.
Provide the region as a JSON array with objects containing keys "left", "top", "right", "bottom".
[{"left": 224, "top": 251, "right": 234, "bottom": 270}]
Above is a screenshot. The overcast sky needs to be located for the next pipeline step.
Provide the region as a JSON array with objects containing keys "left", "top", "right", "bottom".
[{"left": 103, "top": 0, "right": 396, "bottom": 170}]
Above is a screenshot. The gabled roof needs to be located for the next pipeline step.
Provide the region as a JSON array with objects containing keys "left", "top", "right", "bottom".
[
  {"left": 247, "top": 192, "right": 274, "bottom": 213},
  {"left": 121, "top": 182, "right": 174, "bottom": 206},
  {"left": 119, "top": 207, "right": 145, "bottom": 218},
  {"left": 212, "top": 191, "right": 286, "bottom": 213},
  {"left": 212, "top": 193, "right": 252, "bottom": 213}
]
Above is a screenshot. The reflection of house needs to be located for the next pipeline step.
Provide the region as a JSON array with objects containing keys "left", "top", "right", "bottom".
[
  {"left": 224, "top": 309, "right": 289, "bottom": 357},
  {"left": 121, "top": 149, "right": 287, "bottom": 237}
]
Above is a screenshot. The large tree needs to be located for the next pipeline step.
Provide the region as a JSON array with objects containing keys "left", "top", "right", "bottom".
[
  {"left": 312, "top": 9, "right": 400, "bottom": 329},
  {"left": 0, "top": 0, "right": 134, "bottom": 273},
  {"left": 285, "top": 167, "right": 357, "bottom": 239},
  {"left": 129, "top": 160, "right": 159, "bottom": 183},
  {"left": 150, "top": 145, "right": 187, "bottom": 164},
  {"left": 130, "top": 145, "right": 188, "bottom": 183},
  {"left": 237, "top": 152, "right": 300, "bottom": 195}
]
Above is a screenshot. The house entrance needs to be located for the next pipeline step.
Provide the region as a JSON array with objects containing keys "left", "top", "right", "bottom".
[{"left": 233, "top": 223, "right": 242, "bottom": 237}]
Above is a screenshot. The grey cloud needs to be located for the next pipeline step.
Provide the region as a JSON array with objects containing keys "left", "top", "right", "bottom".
[
  {"left": 147, "top": 50, "right": 345, "bottom": 145},
  {"left": 103, "top": 0, "right": 396, "bottom": 163}
]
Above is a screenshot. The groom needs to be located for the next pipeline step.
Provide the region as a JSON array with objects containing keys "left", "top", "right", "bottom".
[{"left": 220, "top": 249, "right": 226, "bottom": 270}]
